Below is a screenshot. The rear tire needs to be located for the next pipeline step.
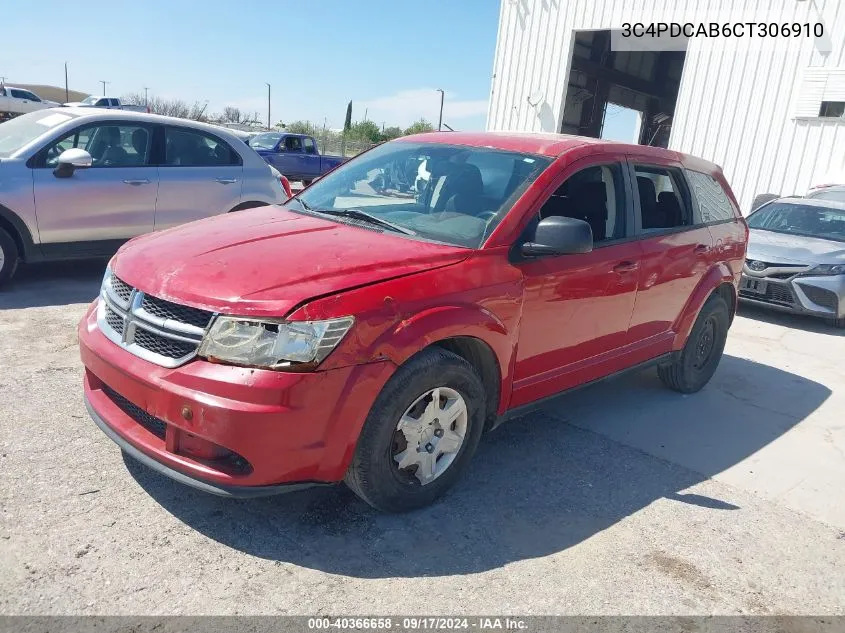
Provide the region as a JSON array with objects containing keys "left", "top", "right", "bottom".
[
  {"left": 658, "top": 294, "right": 729, "bottom": 393},
  {"left": 0, "top": 228, "right": 20, "bottom": 288},
  {"left": 345, "top": 347, "right": 486, "bottom": 513}
]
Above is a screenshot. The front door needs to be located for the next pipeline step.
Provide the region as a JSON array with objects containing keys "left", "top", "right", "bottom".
[
  {"left": 511, "top": 159, "right": 641, "bottom": 408},
  {"left": 32, "top": 121, "right": 158, "bottom": 246},
  {"left": 154, "top": 126, "right": 244, "bottom": 230}
]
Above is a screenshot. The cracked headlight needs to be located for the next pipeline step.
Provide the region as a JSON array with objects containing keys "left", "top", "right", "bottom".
[{"left": 198, "top": 316, "right": 354, "bottom": 369}]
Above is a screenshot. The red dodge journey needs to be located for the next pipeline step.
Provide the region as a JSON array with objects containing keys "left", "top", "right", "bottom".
[{"left": 79, "top": 132, "right": 748, "bottom": 512}]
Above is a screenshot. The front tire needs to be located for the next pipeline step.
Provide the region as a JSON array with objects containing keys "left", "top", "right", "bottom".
[
  {"left": 658, "top": 294, "right": 729, "bottom": 393},
  {"left": 345, "top": 347, "right": 486, "bottom": 512},
  {"left": 0, "top": 228, "right": 20, "bottom": 288}
]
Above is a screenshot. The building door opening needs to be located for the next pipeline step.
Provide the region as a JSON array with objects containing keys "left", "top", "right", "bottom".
[
  {"left": 600, "top": 103, "right": 642, "bottom": 143},
  {"left": 560, "top": 30, "right": 687, "bottom": 148}
]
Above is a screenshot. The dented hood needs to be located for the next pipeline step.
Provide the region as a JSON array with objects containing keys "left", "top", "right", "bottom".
[{"left": 112, "top": 206, "right": 469, "bottom": 317}]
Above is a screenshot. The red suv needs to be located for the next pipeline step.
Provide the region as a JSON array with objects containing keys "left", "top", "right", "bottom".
[{"left": 79, "top": 132, "right": 748, "bottom": 512}]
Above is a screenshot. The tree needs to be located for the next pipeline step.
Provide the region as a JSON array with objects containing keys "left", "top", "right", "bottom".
[
  {"left": 382, "top": 126, "right": 403, "bottom": 141},
  {"left": 222, "top": 106, "right": 243, "bottom": 123},
  {"left": 284, "top": 120, "right": 320, "bottom": 135},
  {"left": 403, "top": 118, "right": 435, "bottom": 135},
  {"left": 348, "top": 120, "right": 381, "bottom": 143}
]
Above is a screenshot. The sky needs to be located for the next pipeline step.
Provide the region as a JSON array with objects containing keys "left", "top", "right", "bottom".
[{"left": 2, "top": 0, "right": 501, "bottom": 131}]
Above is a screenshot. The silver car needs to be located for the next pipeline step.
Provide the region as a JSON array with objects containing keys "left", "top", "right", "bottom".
[
  {"left": 740, "top": 197, "right": 845, "bottom": 328},
  {"left": 0, "top": 108, "right": 287, "bottom": 286}
]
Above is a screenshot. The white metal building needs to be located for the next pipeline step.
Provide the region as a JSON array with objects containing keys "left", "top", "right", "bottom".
[{"left": 487, "top": 0, "right": 845, "bottom": 212}]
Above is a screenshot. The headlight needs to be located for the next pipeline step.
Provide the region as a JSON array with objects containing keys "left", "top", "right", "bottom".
[
  {"left": 805, "top": 264, "right": 845, "bottom": 276},
  {"left": 197, "top": 316, "right": 354, "bottom": 369}
]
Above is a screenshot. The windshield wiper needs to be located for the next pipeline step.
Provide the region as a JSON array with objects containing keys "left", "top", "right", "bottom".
[{"left": 318, "top": 208, "right": 416, "bottom": 236}]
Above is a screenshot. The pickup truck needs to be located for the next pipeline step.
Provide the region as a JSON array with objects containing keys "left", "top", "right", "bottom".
[
  {"left": 63, "top": 96, "right": 149, "bottom": 113},
  {"left": 0, "top": 85, "right": 59, "bottom": 120},
  {"left": 248, "top": 132, "right": 346, "bottom": 184}
]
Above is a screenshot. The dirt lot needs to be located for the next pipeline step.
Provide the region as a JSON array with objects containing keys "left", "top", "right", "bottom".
[{"left": 1, "top": 261, "right": 844, "bottom": 615}]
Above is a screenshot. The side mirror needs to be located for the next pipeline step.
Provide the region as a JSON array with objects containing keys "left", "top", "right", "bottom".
[
  {"left": 521, "top": 216, "right": 593, "bottom": 257},
  {"left": 54, "top": 148, "right": 92, "bottom": 178}
]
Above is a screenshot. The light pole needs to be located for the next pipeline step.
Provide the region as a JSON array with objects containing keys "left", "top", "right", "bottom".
[
  {"left": 143, "top": 86, "right": 149, "bottom": 107},
  {"left": 100, "top": 80, "right": 109, "bottom": 96},
  {"left": 265, "top": 83, "right": 271, "bottom": 130},
  {"left": 64, "top": 63, "right": 69, "bottom": 102},
  {"left": 436, "top": 89, "right": 444, "bottom": 131}
]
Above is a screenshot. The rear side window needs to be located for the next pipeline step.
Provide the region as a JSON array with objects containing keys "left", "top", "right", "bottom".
[
  {"left": 634, "top": 165, "right": 690, "bottom": 231},
  {"left": 164, "top": 127, "right": 242, "bottom": 167},
  {"left": 685, "top": 170, "right": 736, "bottom": 223}
]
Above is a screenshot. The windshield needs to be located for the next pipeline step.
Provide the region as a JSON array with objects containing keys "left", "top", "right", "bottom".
[
  {"left": 806, "top": 188, "right": 845, "bottom": 203},
  {"left": 747, "top": 202, "right": 845, "bottom": 242},
  {"left": 0, "top": 110, "right": 77, "bottom": 158},
  {"left": 295, "top": 141, "right": 551, "bottom": 248},
  {"left": 250, "top": 133, "right": 281, "bottom": 150},
  {"left": 81, "top": 96, "right": 98, "bottom": 105}
]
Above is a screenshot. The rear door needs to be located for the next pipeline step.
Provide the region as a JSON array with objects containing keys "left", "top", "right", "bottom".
[
  {"left": 626, "top": 156, "right": 714, "bottom": 343},
  {"left": 32, "top": 121, "right": 158, "bottom": 246},
  {"left": 300, "top": 136, "right": 321, "bottom": 179},
  {"left": 154, "top": 125, "right": 244, "bottom": 230}
]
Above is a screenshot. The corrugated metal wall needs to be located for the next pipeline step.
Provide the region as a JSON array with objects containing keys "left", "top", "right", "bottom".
[{"left": 487, "top": 0, "right": 845, "bottom": 212}]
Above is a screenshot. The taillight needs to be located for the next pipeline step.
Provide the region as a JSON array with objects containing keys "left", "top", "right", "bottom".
[{"left": 280, "top": 176, "right": 292, "bottom": 199}]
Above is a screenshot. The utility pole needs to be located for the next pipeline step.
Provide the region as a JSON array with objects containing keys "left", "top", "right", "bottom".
[
  {"left": 436, "top": 89, "right": 445, "bottom": 131},
  {"left": 265, "top": 83, "right": 271, "bottom": 131},
  {"left": 143, "top": 86, "right": 149, "bottom": 107},
  {"left": 100, "top": 80, "right": 109, "bottom": 96},
  {"left": 364, "top": 107, "right": 368, "bottom": 122},
  {"left": 64, "top": 63, "right": 69, "bottom": 102}
]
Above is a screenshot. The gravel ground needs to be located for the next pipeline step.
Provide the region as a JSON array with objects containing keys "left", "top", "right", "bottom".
[{"left": 1, "top": 261, "right": 843, "bottom": 615}]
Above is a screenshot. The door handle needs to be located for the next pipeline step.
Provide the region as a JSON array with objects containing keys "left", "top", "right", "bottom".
[
  {"left": 123, "top": 179, "right": 151, "bottom": 185},
  {"left": 613, "top": 261, "right": 639, "bottom": 274},
  {"left": 215, "top": 178, "right": 238, "bottom": 185}
]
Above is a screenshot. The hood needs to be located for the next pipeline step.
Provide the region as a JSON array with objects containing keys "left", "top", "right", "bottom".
[
  {"left": 747, "top": 229, "right": 845, "bottom": 265},
  {"left": 112, "top": 206, "right": 469, "bottom": 317}
]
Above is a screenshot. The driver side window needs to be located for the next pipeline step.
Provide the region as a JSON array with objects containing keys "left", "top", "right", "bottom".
[
  {"left": 538, "top": 164, "right": 626, "bottom": 243},
  {"left": 42, "top": 124, "right": 151, "bottom": 168}
]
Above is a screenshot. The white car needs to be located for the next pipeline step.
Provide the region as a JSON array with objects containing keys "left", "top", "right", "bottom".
[
  {"left": 0, "top": 85, "right": 58, "bottom": 119},
  {"left": 63, "top": 96, "right": 149, "bottom": 113}
]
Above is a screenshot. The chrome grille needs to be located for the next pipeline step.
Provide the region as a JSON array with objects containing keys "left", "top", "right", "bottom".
[
  {"left": 109, "top": 275, "right": 133, "bottom": 306},
  {"left": 104, "top": 304, "right": 125, "bottom": 335},
  {"left": 140, "top": 295, "right": 213, "bottom": 329},
  {"left": 97, "top": 273, "right": 215, "bottom": 368},
  {"left": 133, "top": 327, "right": 197, "bottom": 359}
]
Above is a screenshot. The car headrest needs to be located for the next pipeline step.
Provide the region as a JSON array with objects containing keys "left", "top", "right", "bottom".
[{"left": 637, "top": 176, "right": 657, "bottom": 208}]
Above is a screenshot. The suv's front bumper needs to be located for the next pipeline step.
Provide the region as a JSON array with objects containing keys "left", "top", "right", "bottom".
[
  {"left": 738, "top": 272, "right": 844, "bottom": 320},
  {"left": 78, "top": 302, "right": 394, "bottom": 496}
]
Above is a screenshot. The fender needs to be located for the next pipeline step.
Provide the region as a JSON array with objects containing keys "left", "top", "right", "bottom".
[
  {"left": 0, "top": 203, "right": 37, "bottom": 261},
  {"left": 672, "top": 263, "right": 736, "bottom": 350},
  {"left": 372, "top": 304, "right": 516, "bottom": 414}
]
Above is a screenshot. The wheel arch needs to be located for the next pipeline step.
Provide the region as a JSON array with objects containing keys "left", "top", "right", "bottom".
[
  {"left": 672, "top": 263, "right": 737, "bottom": 349},
  {"left": 430, "top": 336, "right": 502, "bottom": 430},
  {"left": 0, "top": 204, "right": 37, "bottom": 262},
  {"left": 369, "top": 305, "right": 516, "bottom": 420}
]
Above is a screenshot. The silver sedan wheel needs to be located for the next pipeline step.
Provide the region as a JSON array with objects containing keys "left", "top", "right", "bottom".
[{"left": 392, "top": 386, "right": 468, "bottom": 486}]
